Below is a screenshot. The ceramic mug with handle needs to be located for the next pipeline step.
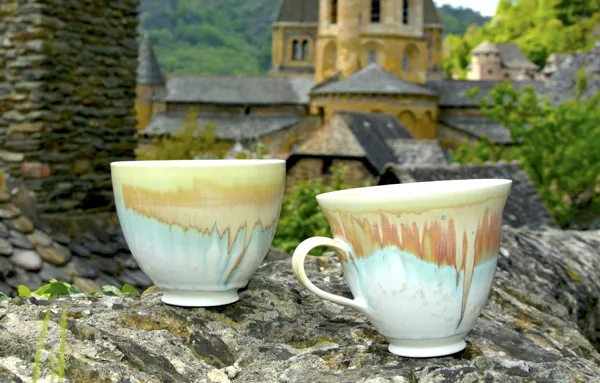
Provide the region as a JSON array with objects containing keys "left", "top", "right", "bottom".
[
  {"left": 292, "top": 179, "right": 512, "bottom": 358},
  {"left": 111, "top": 159, "right": 286, "bottom": 307}
]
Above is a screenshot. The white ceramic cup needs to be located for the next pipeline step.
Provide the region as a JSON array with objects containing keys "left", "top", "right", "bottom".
[
  {"left": 292, "top": 179, "right": 512, "bottom": 358},
  {"left": 111, "top": 159, "right": 286, "bottom": 307}
]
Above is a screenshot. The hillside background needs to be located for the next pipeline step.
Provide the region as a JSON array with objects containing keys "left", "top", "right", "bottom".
[{"left": 139, "top": 0, "right": 491, "bottom": 76}]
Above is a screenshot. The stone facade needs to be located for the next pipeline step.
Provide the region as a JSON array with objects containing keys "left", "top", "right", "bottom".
[
  {"left": 310, "top": 94, "right": 438, "bottom": 139},
  {"left": 0, "top": 0, "right": 139, "bottom": 215}
]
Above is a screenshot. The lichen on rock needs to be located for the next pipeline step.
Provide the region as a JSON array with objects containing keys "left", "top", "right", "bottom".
[{"left": 1, "top": 228, "right": 600, "bottom": 382}]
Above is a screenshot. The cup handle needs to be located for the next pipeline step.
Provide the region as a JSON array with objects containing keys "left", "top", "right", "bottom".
[{"left": 292, "top": 237, "right": 368, "bottom": 313}]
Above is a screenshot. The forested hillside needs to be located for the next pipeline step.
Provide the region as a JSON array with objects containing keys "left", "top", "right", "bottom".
[
  {"left": 139, "top": 0, "right": 490, "bottom": 76},
  {"left": 438, "top": 4, "right": 491, "bottom": 35},
  {"left": 444, "top": 0, "right": 600, "bottom": 78}
]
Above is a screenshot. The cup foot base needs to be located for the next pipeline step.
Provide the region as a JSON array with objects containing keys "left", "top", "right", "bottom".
[
  {"left": 161, "top": 290, "right": 239, "bottom": 307},
  {"left": 388, "top": 335, "right": 467, "bottom": 358}
]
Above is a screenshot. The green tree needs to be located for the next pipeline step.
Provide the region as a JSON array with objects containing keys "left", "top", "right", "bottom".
[
  {"left": 137, "top": 108, "right": 230, "bottom": 160},
  {"left": 452, "top": 76, "right": 600, "bottom": 228}
]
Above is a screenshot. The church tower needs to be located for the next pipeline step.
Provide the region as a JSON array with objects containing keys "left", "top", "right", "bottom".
[{"left": 315, "top": 0, "right": 432, "bottom": 84}]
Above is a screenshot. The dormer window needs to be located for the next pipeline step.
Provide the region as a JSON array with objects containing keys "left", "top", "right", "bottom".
[
  {"left": 330, "top": 0, "right": 338, "bottom": 24},
  {"left": 403, "top": 0, "right": 409, "bottom": 24},
  {"left": 371, "top": 0, "right": 381, "bottom": 23}
]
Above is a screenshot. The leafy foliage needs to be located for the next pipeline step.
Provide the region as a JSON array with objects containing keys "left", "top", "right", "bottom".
[
  {"left": 273, "top": 165, "right": 370, "bottom": 255},
  {"left": 16, "top": 280, "right": 140, "bottom": 300},
  {"left": 137, "top": 108, "right": 230, "bottom": 160},
  {"left": 452, "top": 75, "right": 600, "bottom": 228},
  {"left": 139, "top": 0, "right": 493, "bottom": 76},
  {"left": 444, "top": 0, "right": 600, "bottom": 78}
]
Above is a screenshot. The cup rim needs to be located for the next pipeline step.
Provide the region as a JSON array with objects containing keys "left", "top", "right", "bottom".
[
  {"left": 317, "top": 179, "right": 512, "bottom": 203},
  {"left": 111, "top": 159, "right": 285, "bottom": 167}
]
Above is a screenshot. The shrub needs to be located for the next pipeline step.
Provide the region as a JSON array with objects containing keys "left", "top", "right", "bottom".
[{"left": 273, "top": 165, "right": 353, "bottom": 255}]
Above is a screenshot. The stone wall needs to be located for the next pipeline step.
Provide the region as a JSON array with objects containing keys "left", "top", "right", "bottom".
[{"left": 0, "top": 0, "right": 138, "bottom": 215}]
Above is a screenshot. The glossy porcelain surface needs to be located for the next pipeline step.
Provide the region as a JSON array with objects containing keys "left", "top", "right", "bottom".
[
  {"left": 293, "top": 179, "right": 511, "bottom": 358},
  {"left": 111, "top": 160, "right": 286, "bottom": 307}
]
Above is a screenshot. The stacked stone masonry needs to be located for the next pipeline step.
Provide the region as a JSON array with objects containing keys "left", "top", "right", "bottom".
[{"left": 0, "top": 0, "right": 138, "bottom": 214}]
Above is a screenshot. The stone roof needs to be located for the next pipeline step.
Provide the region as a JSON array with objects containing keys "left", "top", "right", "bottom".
[
  {"left": 543, "top": 43, "right": 600, "bottom": 104},
  {"left": 472, "top": 41, "right": 500, "bottom": 55},
  {"left": 156, "top": 76, "right": 315, "bottom": 105},
  {"left": 137, "top": 35, "right": 164, "bottom": 85},
  {"left": 276, "top": 0, "right": 319, "bottom": 23},
  {"left": 440, "top": 117, "right": 512, "bottom": 144},
  {"left": 378, "top": 162, "right": 558, "bottom": 230},
  {"left": 141, "top": 113, "right": 301, "bottom": 140},
  {"left": 424, "top": 0, "right": 442, "bottom": 25},
  {"left": 0, "top": 181, "right": 148, "bottom": 297},
  {"left": 311, "top": 64, "right": 437, "bottom": 96},
  {"left": 385, "top": 139, "right": 449, "bottom": 165},
  {"left": 294, "top": 111, "right": 414, "bottom": 174},
  {"left": 496, "top": 43, "right": 539, "bottom": 70},
  {"left": 427, "top": 80, "right": 548, "bottom": 107}
]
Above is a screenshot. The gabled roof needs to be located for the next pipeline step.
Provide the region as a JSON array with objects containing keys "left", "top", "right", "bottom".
[
  {"left": 311, "top": 64, "right": 436, "bottom": 96},
  {"left": 141, "top": 113, "right": 301, "bottom": 140},
  {"left": 137, "top": 35, "right": 164, "bottom": 85},
  {"left": 378, "top": 162, "right": 558, "bottom": 229},
  {"left": 424, "top": 0, "right": 442, "bottom": 25},
  {"left": 156, "top": 76, "right": 315, "bottom": 105},
  {"left": 496, "top": 44, "right": 539, "bottom": 70},
  {"left": 295, "top": 111, "right": 413, "bottom": 174},
  {"left": 276, "top": 0, "right": 319, "bottom": 23}
]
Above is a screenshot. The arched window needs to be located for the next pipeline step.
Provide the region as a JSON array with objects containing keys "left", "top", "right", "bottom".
[
  {"left": 292, "top": 40, "right": 302, "bottom": 60},
  {"left": 301, "top": 40, "right": 309, "bottom": 60},
  {"left": 371, "top": 0, "right": 381, "bottom": 23},
  {"left": 368, "top": 50, "right": 377, "bottom": 64},
  {"left": 403, "top": 0, "right": 409, "bottom": 24},
  {"left": 402, "top": 53, "right": 409, "bottom": 72},
  {"left": 330, "top": 0, "right": 338, "bottom": 24}
]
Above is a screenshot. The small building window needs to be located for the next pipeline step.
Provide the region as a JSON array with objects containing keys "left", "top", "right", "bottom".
[
  {"left": 505, "top": 73, "right": 511, "bottom": 79},
  {"left": 330, "top": 0, "right": 338, "bottom": 24},
  {"left": 488, "top": 69, "right": 493, "bottom": 75},
  {"left": 292, "top": 40, "right": 302, "bottom": 60},
  {"left": 368, "top": 50, "right": 376, "bottom": 64},
  {"left": 402, "top": 53, "right": 409, "bottom": 72},
  {"left": 301, "top": 40, "right": 309, "bottom": 60},
  {"left": 371, "top": 0, "right": 381, "bottom": 23},
  {"left": 403, "top": 0, "right": 409, "bottom": 25}
]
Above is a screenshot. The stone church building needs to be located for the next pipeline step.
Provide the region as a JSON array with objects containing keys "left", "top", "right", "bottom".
[{"left": 135, "top": 0, "right": 598, "bottom": 186}]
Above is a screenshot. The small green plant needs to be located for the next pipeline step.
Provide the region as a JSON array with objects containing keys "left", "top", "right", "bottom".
[
  {"left": 102, "top": 284, "right": 140, "bottom": 296},
  {"left": 10, "top": 280, "right": 141, "bottom": 382},
  {"left": 18, "top": 280, "right": 80, "bottom": 299}
]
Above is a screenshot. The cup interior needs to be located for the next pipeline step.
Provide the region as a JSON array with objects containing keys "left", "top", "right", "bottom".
[{"left": 316, "top": 179, "right": 512, "bottom": 212}]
